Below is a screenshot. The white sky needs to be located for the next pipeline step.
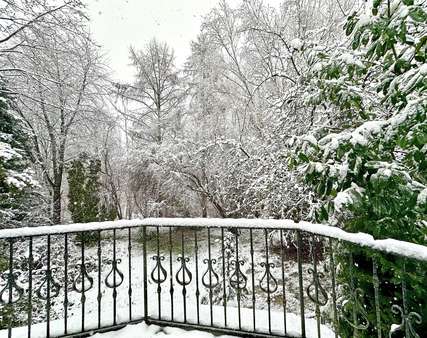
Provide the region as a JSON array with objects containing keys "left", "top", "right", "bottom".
[{"left": 87, "top": 0, "right": 242, "bottom": 83}]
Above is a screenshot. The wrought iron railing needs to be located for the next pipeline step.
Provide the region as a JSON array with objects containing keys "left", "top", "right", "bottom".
[{"left": 0, "top": 219, "right": 426, "bottom": 338}]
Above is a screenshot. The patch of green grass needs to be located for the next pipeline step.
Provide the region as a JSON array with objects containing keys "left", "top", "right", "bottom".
[
  {"left": 74, "top": 231, "right": 102, "bottom": 247},
  {"left": 0, "top": 255, "right": 7, "bottom": 271}
]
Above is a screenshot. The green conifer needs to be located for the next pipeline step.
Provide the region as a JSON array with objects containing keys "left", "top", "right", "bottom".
[{"left": 0, "top": 83, "right": 33, "bottom": 227}]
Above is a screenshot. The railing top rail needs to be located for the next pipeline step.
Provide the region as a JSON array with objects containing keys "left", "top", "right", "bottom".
[{"left": 0, "top": 217, "right": 426, "bottom": 262}]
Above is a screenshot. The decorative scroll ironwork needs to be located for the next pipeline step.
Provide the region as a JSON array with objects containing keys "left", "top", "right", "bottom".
[
  {"left": 105, "top": 258, "right": 124, "bottom": 288},
  {"left": 176, "top": 256, "right": 192, "bottom": 286},
  {"left": 72, "top": 263, "right": 94, "bottom": 293},
  {"left": 259, "top": 262, "right": 278, "bottom": 294},
  {"left": 306, "top": 267, "right": 328, "bottom": 306},
  {"left": 389, "top": 304, "right": 422, "bottom": 338},
  {"left": 36, "top": 268, "right": 61, "bottom": 300},
  {"left": 151, "top": 255, "right": 167, "bottom": 284},
  {"left": 202, "top": 258, "right": 219, "bottom": 289},
  {"left": 340, "top": 284, "right": 369, "bottom": 330},
  {"left": 229, "top": 259, "right": 247, "bottom": 290},
  {"left": 0, "top": 271, "right": 24, "bottom": 304},
  {"left": 389, "top": 261, "right": 422, "bottom": 338}
]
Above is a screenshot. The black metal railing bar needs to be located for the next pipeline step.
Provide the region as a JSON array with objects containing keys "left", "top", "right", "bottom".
[
  {"left": 0, "top": 218, "right": 426, "bottom": 262},
  {"left": 0, "top": 219, "right": 425, "bottom": 338}
]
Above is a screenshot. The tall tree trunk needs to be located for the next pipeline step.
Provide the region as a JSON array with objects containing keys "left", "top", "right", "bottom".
[
  {"left": 51, "top": 180, "right": 62, "bottom": 224},
  {"left": 52, "top": 139, "right": 65, "bottom": 224},
  {"left": 201, "top": 193, "right": 208, "bottom": 218}
]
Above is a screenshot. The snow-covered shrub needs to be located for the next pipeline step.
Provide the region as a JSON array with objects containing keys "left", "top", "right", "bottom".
[{"left": 291, "top": 0, "right": 427, "bottom": 336}]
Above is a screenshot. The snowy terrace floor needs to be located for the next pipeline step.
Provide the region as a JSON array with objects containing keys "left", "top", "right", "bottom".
[
  {"left": 92, "top": 322, "right": 236, "bottom": 338},
  {"left": 1, "top": 305, "right": 335, "bottom": 338}
]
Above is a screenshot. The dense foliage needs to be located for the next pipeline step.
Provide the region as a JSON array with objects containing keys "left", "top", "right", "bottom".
[
  {"left": 295, "top": 0, "right": 426, "bottom": 239},
  {"left": 292, "top": 0, "right": 426, "bottom": 335},
  {"left": 68, "top": 153, "right": 117, "bottom": 224}
]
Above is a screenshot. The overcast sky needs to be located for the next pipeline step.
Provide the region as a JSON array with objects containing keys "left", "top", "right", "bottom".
[{"left": 87, "top": 0, "right": 243, "bottom": 83}]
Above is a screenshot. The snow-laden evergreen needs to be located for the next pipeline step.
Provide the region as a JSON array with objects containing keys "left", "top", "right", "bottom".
[
  {"left": 0, "top": 85, "right": 35, "bottom": 227},
  {"left": 293, "top": 0, "right": 426, "bottom": 243}
]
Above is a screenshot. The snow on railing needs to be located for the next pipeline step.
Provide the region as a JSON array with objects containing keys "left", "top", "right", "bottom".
[
  {"left": 0, "top": 218, "right": 426, "bottom": 338},
  {"left": 1, "top": 217, "right": 426, "bottom": 262}
]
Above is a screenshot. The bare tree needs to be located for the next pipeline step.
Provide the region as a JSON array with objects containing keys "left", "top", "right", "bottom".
[
  {"left": 128, "top": 39, "right": 183, "bottom": 144},
  {"left": 0, "top": 1, "right": 83, "bottom": 48},
  {"left": 9, "top": 19, "right": 106, "bottom": 224}
]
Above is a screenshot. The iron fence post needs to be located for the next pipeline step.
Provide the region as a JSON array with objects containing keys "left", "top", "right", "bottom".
[
  {"left": 143, "top": 225, "right": 148, "bottom": 323},
  {"left": 297, "top": 230, "right": 306, "bottom": 338}
]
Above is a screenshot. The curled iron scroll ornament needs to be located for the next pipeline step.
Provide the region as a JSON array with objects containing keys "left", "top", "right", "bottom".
[
  {"left": 202, "top": 258, "right": 219, "bottom": 289},
  {"left": 389, "top": 304, "right": 422, "bottom": 338},
  {"left": 340, "top": 284, "right": 369, "bottom": 330},
  {"left": 230, "top": 259, "right": 247, "bottom": 290},
  {"left": 72, "top": 263, "right": 94, "bottom": 293},
  {"left": 176, "top": 256, "right": 192, "bottom": 286},
  {"left": 151, "top": 255, "right": 167, "bottom": 284},
  {"left": 105, "top": 258, "right": 124, "bottom": 288},
  {"left": 0, "top": 272, "right": 24, "bottom": 304},
  {"left": 259, "top": 262, "right": 278, "bottom": 294},
  {"left": 306, "top": 267, "right": 328, "bottom": 306},
  {"left": 36, "top": 268, "right": 61, "bottom": 300}
]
